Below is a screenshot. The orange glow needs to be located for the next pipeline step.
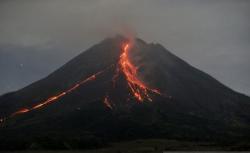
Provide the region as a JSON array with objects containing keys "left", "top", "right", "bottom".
[
  {"left": 9, "top": 69, "right": 107, "bottom": 118},
  {"left": 11, "top": 108, "right": 30, "bottom": 116},
  {"left": 119, "top": 43, "right": 161, "bottom": 102},
  {"left": 0, "top": 41, "right": 164, "bottom": 124},
  {"left": 103, "top": 95, "right": 113, "bottom": 109}
]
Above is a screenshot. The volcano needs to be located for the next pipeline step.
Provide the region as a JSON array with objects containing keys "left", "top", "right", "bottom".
[{"left": 0, "top": 35, "right": 250, "bottom": 150}]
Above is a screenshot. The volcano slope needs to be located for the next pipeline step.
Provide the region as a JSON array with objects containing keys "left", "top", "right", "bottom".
[{"left": 0, "top": 36, "right": 250, "bottom": 150}]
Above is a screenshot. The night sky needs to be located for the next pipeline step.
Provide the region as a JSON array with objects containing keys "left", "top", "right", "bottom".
[{"left": 0, "top": 0, "right": 249, "bottom": 96}]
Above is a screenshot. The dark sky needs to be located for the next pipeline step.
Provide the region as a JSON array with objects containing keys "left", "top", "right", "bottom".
[{"left": 0, "top": 0, "right": 250, "bottom": 96}]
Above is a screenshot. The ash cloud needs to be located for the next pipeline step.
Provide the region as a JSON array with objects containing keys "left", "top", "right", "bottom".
[{"left": 0, "top": 0, "right": 250, "bottom": 95}]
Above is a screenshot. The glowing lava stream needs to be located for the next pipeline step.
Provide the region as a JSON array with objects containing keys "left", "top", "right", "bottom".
[
  {"left": 102, "top": 43, "right": 162, "bottom": 108},
  {"left": 103, "top": 96, "right": 112, "bottom": 109},
  {"left": 119, "top": 43, "right": 161, "bottom": 102},
  {"left": 7, "top": 68, "right": 108, "bottom": 119},
  {"left": 0, "top": 42, "right": 163, "bottom": 123}
]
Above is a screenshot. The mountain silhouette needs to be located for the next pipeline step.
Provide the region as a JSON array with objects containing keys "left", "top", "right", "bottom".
[{"left": 0, "top": 35, "right": 250, "bottom": 150}]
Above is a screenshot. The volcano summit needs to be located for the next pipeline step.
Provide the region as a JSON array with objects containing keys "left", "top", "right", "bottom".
[{"left": 0, "top": 36, "right": 250, "bottom": 150}]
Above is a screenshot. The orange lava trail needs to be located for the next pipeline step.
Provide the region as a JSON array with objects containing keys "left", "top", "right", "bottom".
[
  {"left": 9, "top": 68, "right": 107, "bottom": 118},
  {"left": 0, "top": 42, "right": 164, "bottom": 123},
  {"left": 103, "top": 95, "right": 113, "bottom": 109},
  {"left": 119, "top": 43, "right": 161, "bottom": 102}
]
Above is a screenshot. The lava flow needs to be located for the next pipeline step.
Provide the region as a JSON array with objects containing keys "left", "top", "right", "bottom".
[
  {"left": 0, "top": 41, "right": 163, "bottom": 124},
  {"left": 8, "top": 68, "right": 107, "bottom": 118},
  {"left": 103, "top": 95, "right": 113, "bottom": 109},
  {"left": 118, "top": 43, "right": 161, "bottom": 102},
  {"left": 102, "top": 42, "right": 161, "bottom": 106}
]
